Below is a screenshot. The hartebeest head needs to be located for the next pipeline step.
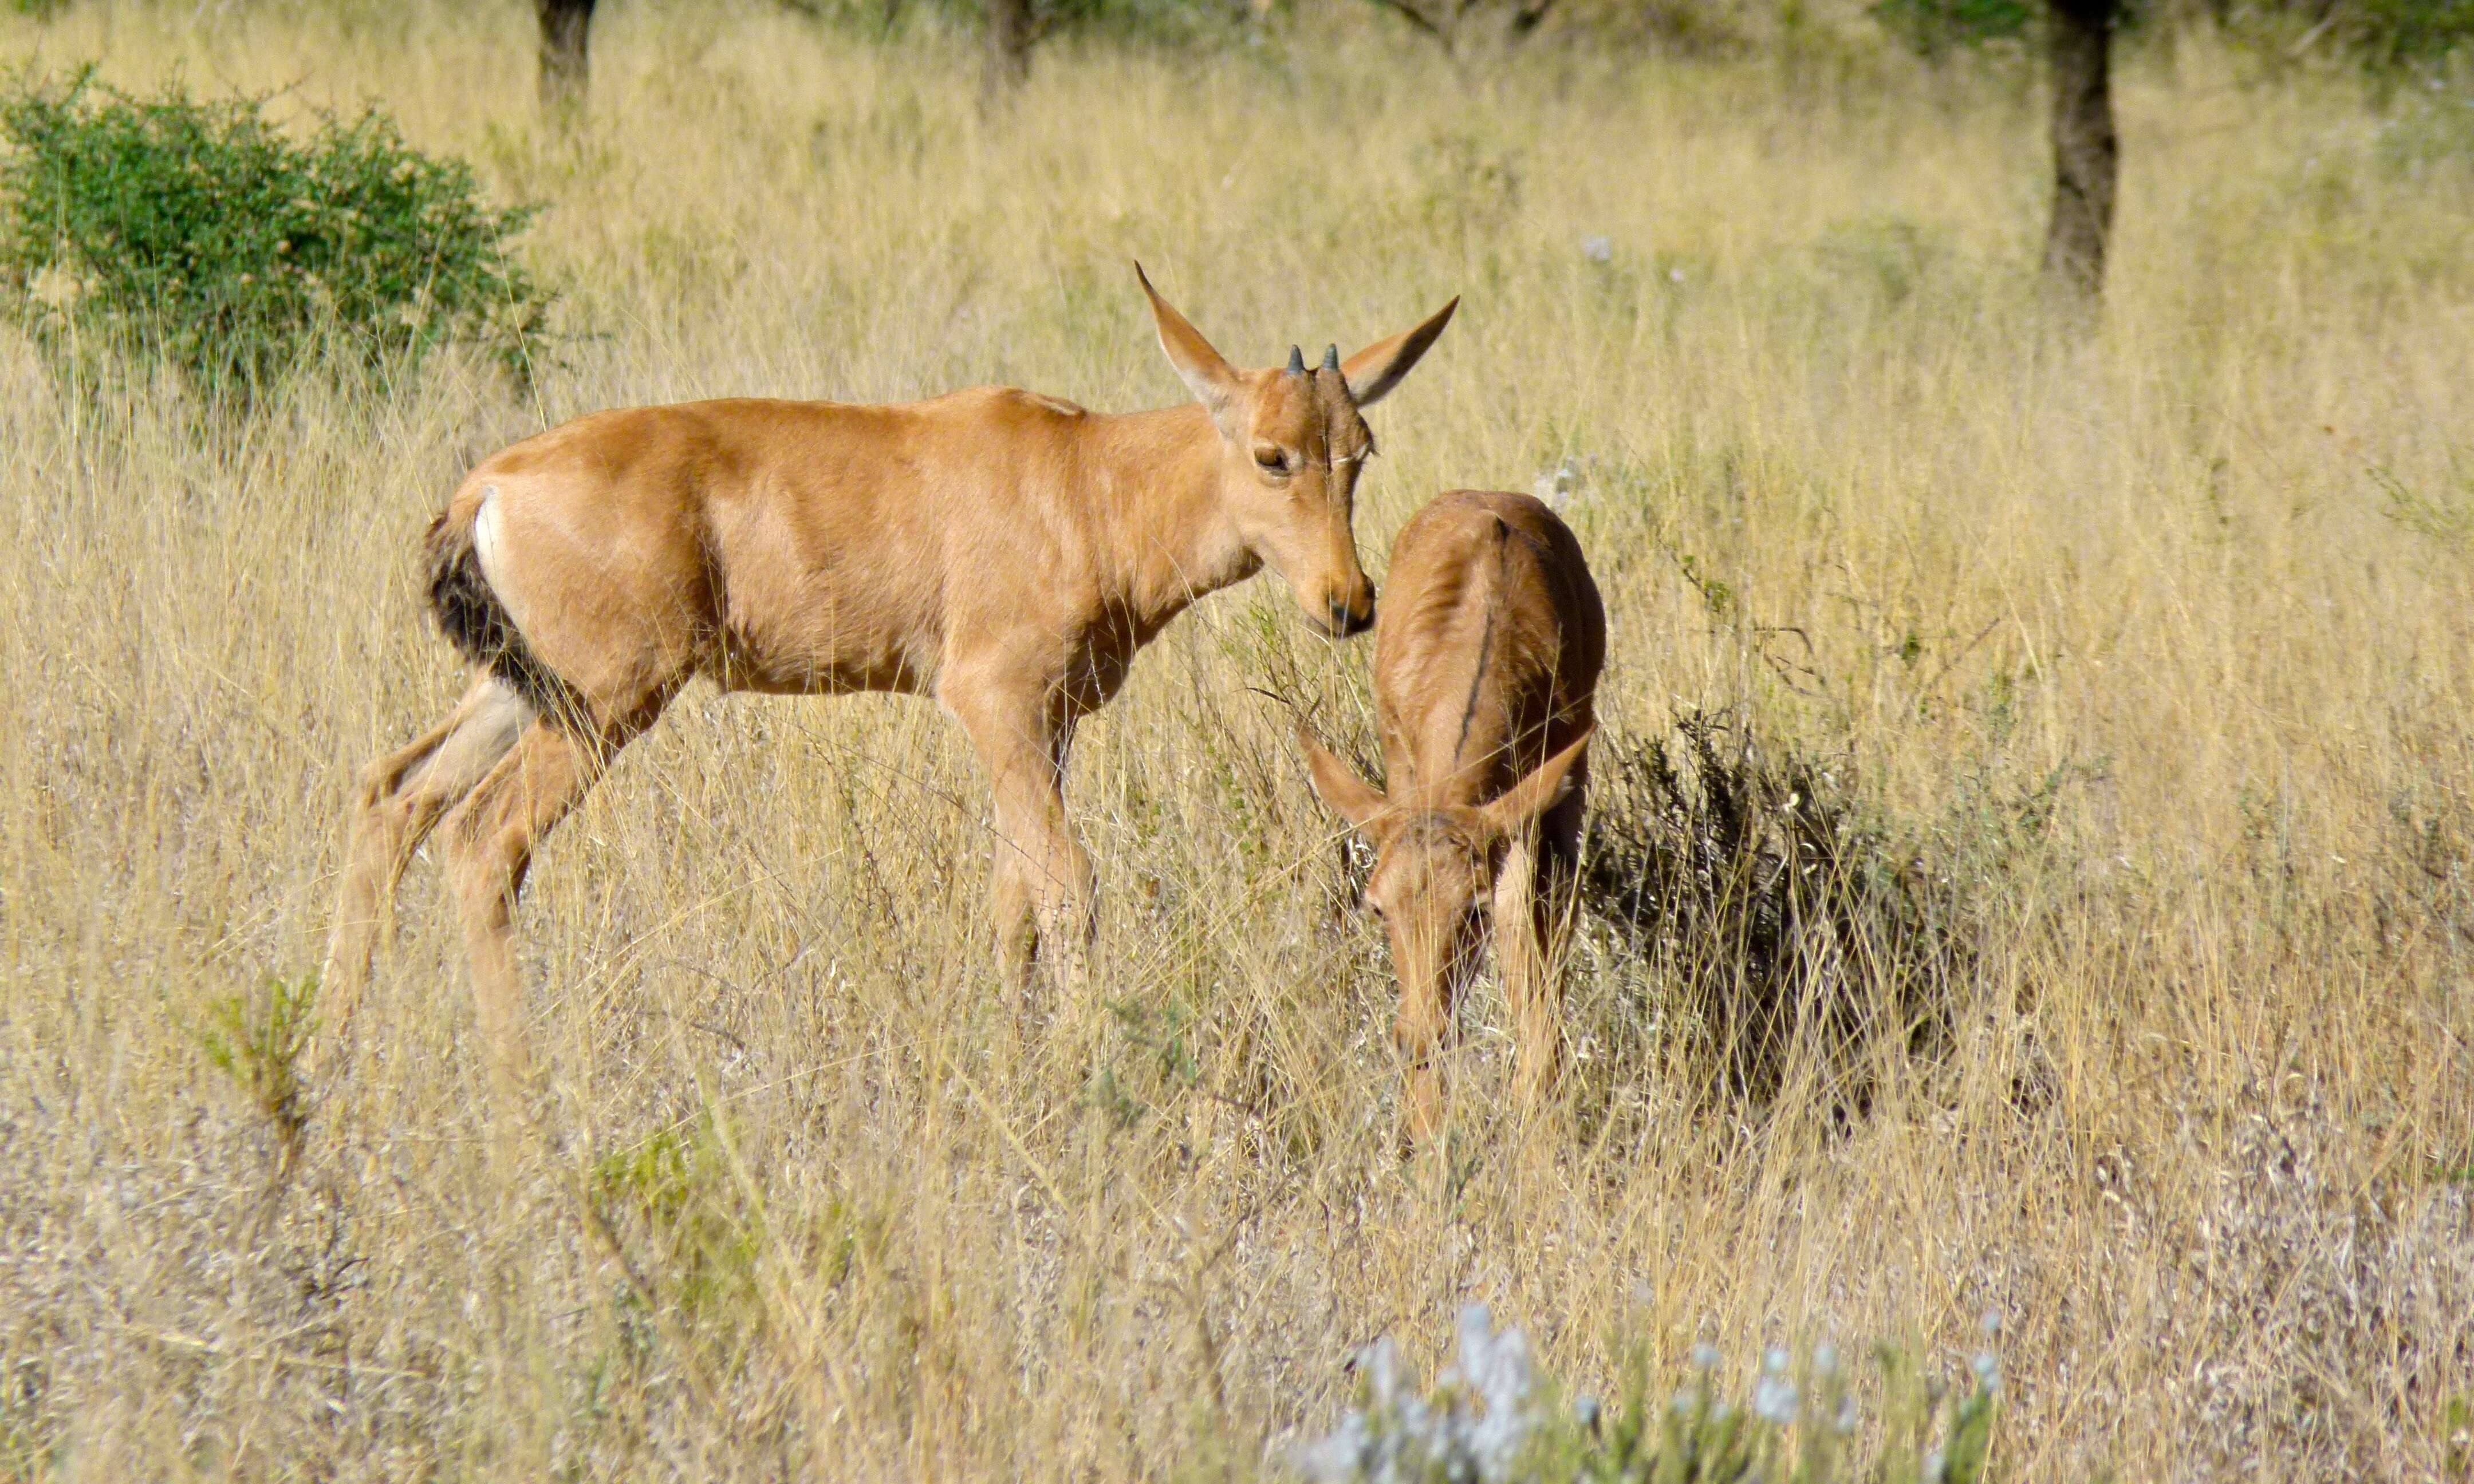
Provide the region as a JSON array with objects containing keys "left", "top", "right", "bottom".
[
  {"left": 1135, "top": 264, "right": 1456, "bottom": 638},
  {"left": 1302, "top": 731, "right": 1592, "bottom": 1025}
]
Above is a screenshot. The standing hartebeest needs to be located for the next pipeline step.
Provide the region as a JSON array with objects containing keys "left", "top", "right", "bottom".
[
  {"left": 1298, "top": 490, "right": 1604, "bottom": 1137},
  {"left": 321, "top": 265, "right": 1456, "bottom": 1089}
]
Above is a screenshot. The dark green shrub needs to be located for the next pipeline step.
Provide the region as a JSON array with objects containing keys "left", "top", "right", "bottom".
[
  {"left": 1868, "top": 0, "right": 2035, "bottom": 57},
  {"left": 0, "top": 74, "right": 548, "bottom": 409},
  {"left": 2303, "top": 0, "right": 2474, "bottom": 70},
  {"left": 1580, "top": 714, "right": 1981, "bottom": 1102},
  {"left": 780, "top": 0, "right": 1248, "bottom": 50},
  {"left": 1873, "top": 0, "right": 2474, "bottom": 69}
]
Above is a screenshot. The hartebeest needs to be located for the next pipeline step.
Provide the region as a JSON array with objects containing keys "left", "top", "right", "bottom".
[
  {"left": 1299, "top": 490, "right": 1604, "bottom": 1136},
  {"left": 321, "top": 266, "right": 1456, "bottom": 1087}
]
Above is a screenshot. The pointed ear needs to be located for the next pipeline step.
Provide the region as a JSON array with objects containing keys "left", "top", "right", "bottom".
[
  {"left": 1299, "top": 725, "right": 1389, "bottom": 831},
  {"left": 1135, "top": 261, "right": 1243, "bottom": 416},
  {"left": 1340, "top": 295, "right": 1459, "bottom": 407},
  {"left": 1478, "top": 729, "right": 1593, "bottom": 838}
]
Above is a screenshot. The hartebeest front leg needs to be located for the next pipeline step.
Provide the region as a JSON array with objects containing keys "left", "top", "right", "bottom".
[
  {"left": 1395, "top": 987, "right": 1452, "bottom": 1141},
  {"left": 947, "top": 678, "right": 1095, "bottom": 997},
  {"left": 1492, "top": 832, "right": 1559, "bottom": 1106},
  {"left": 1495, "top": 781, "right": 1586, "bottom": 1107}
]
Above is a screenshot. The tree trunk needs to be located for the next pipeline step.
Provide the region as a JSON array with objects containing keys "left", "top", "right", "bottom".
[
  {"left": 536, "top": 0, "right": 598, "bottom": 116},
  {"left": 983, "top": 0, "right": 1036, "bottom": 97},
  {"left": 2042, "top": 0, "right": 2118, "bottom": 301}
]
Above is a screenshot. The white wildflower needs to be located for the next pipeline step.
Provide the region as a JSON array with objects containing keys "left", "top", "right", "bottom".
[
  {"left": 1293, "top": 1307, "right": 1543, "bottom": 1484},
  {"left": 1532, "top": 456, "right": 1585, "bottom": 511},
  {"left": 1752, "top": 1373, "right": 1799, "bottom": 1425}
]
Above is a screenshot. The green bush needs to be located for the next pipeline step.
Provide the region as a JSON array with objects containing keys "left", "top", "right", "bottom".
[
  {"left": 2312, "top": 0, "right": 2474, "bottom": 70},
  {"left": 0, "top": 74, "right": 547, "bottom": 408},
  {"left": 1867, "top": 0, "right": 2034, "bottom": 57},
  {"left": 1871, "top": 0, "right": 2474, "bottom": 69},
  {"left": 779, "top": 0, "right": 1248, "bottom": 48}
]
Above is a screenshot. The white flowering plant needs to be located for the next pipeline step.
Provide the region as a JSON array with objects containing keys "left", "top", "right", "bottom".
[{"left": 1289, "top": 1307, "right": 2000, "bottom": 1484}]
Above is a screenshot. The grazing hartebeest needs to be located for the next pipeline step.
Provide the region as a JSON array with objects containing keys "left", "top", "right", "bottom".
[
  {"left": 321, "top": 266, "right": 1456, "bottom": 1088},
  {"left": 1298, "top": 490, "right": 1604, "bottom": 1136}
]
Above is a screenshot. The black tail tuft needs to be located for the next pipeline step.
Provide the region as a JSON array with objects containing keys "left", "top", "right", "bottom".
[{"left": 423, "top": 512, "right": 584, "bottom": 724}]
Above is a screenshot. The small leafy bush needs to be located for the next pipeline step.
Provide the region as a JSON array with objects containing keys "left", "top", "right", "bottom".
[
  {"left": 591, "top": 1123, "right": 766, "bottom": 1329},
  {"left": 1289, "top": 1305, "right": 2001, "bottom": 1484},
  {"left": 0, "top": 74, "right": 547, "bottom": 409},
  {"left": 1581, "top": 714, "right": 1976, "bottom": 1103},
  {"left": 194, "top": 973, "right": 318, "bottom": 1150},
  {"left": 1866, "top": 0, "right": 2032, "bottom": 57},
  {"left": 780, "top": 0, "right": 1246, "bottom": 48},
  {"left": 2219, "top": 0, "right": 2474, "bottom": 72},
  {"left": 1872, "top": 0, "right": 2474, "bottom": 70}
]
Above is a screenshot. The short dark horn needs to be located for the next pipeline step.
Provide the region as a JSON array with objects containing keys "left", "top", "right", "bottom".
[
  {"left": 1322, "top": 344, "right": 1340, "bottom": 371},
  {"left": 1287, "top": 345, "right": 1306, "bottom": 375}
]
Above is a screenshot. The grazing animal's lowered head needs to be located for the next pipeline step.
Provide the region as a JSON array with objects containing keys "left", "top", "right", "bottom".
[
  {"left": 1301, "top": 729, "right": 1593, "bottom": 1037},
  {"left": 1134, "top": 263, "right": 1456, "bottom": 639},
  {"left": 1289, "top": 488, "right": 1605, "bottom": 1136}
]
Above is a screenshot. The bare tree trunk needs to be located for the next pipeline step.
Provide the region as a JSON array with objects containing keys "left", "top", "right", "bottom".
[
  {"left": 2042, "top": 0, "right": 2118, "bottom": 300},
  {"left": 983, "top": 0, "right": 1036, "bottom": 98},
  {"left": 536, "top": 0, "right": 597, "bottom": 116}
]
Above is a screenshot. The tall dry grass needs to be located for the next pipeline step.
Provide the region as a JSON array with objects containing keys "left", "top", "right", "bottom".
[{"left": 2, "top": 3, "right": 2470, "bottom": 1478}]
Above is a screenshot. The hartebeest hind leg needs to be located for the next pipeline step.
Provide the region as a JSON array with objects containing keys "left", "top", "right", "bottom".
[
  {"left": 946, "top": 677, "right": 1094, "bottom": 996},
  {"left": 432, "top": 719, "right": 617, "bottom": 1095},
  {"left": 1495, "top": 772, "right": 1586, "bottom": 1106},
  {"left": 319, "top": 675, "right": 533, "bottom": 1074}
]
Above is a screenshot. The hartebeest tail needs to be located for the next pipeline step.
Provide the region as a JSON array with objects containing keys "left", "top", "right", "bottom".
[
  {"left": 424, "top": 508, "right": 572, "bottom": 720},
  {"left": 1299, "top": 490, "right": 1605, "bottom": 1138},
  {"left": 320, "top": 263, "right": 1457, "bottom": 1094}
]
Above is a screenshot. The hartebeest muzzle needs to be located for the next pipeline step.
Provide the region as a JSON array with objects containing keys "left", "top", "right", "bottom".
[{"left": 1327, "top": 579, "right": 1377, "bottom": 638}]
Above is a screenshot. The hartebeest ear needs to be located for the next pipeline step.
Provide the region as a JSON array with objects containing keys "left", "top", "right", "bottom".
[
  {"left": 1299, "top": 726, "right": 1389, "bottom": 831},
  {"left": 1134, "top": 262, "right": 1243, "bottom": 416},
  {"left": 1478, "top": 729, "right": 1593, "bottom": 839},
  {"left": 1339, "top": 295, "right": 1459, "bottom": 408}
]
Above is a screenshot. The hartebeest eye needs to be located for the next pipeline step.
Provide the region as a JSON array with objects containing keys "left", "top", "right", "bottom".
[{"left": 1254, "top": 445, "right": 1291, "bottom": 476}]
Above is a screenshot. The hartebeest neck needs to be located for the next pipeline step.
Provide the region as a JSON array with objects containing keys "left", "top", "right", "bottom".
[{"left": 1077, "top": 404, "right": 1259, "bottom": 629}]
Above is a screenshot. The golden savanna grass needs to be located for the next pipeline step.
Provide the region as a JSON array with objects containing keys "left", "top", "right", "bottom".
[{"left": 2, "top": 3, "right": 2471, "bottom": 1478}]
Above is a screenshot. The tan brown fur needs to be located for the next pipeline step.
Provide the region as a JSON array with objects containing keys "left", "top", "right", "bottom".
[
  {"left": 321, "top": 267, "right": 1455, "bottom": 1091},
  {"left": 1300, "top": 490, "right": 1604, "bottom": 1138}
]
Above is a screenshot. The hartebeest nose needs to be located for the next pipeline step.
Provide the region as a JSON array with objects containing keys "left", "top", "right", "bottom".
[{"left": 1330, "top": 588, "right": 1376, "bottom": 637}]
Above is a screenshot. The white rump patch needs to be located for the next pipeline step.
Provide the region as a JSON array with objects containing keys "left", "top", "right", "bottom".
[
  {"left": 472, "top": 484, "right": 507, "bottom": 589},
  {"left": 468, "top": 483, "right": 537, "bottom": 637}
]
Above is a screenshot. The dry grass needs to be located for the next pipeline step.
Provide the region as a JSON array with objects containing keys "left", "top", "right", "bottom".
[{"left": 2, "top": 3, "right": 2471, "bottom": 1479}]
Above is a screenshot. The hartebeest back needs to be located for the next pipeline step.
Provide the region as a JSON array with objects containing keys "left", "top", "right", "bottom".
[
  {"left": 322, "top": 265, "right": 1456, "bottom": 1088},
  {"left": 1299, "top": 490, "right": 1604, "bottom": 1136}
]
